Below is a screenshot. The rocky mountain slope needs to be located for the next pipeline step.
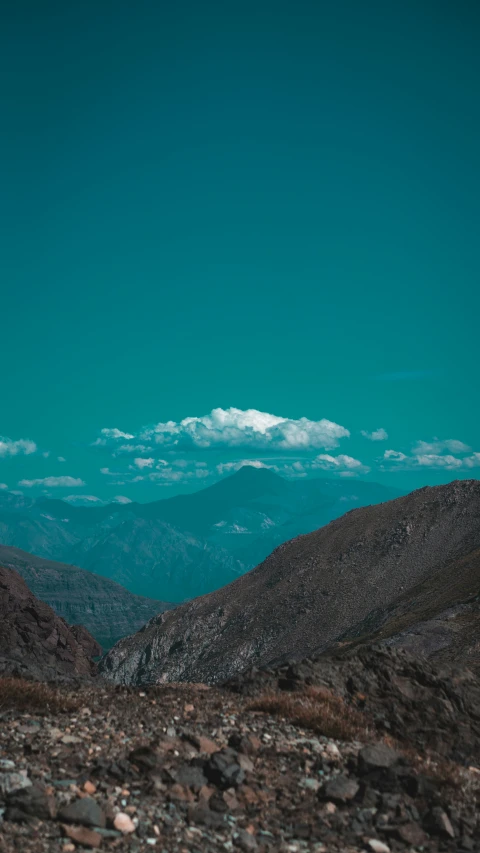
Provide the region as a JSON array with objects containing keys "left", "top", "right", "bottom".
[
  {"left": 0, "top": 566, "right": 100, "bottom": 680},
  {"left": 100, "top": 479, "right": 480, "bottom": 685},
  {"left": 0, "top": 468, "right": 400, "bottom": 601},
  {"left": 0, "top": 545, "right": 172, "bottom": 650},
  {"left": 0, "top": 646, "right": 479, "bottom": 852}
]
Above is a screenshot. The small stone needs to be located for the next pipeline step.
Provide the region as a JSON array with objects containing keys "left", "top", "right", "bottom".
[
  {"left": 83, "top": 781, "right": 96, "bottom": 795},
  {"left": 302, "top": 777, "right": 320, "bottom": 792},
  {"left": 0, "top": 772, "right": 32, "bottom": 796},
  {"left": 113, "top": 812, "right": 136, "bottom": 834},
  {"left": 62, "top": 845, "right": 76, "bottom": 853},
  {"left": 424, "top": 807, "right": 455, "bottom": 838},
  {"left": 204, "top": 748, "right": 245, "bottom": 789},
  {"left": 396, "top": 822, "right": 427, "bottom": 845},
  {"left": 325, "top": 802, "right": 337, "bottom": 814},
  {"left": 6, "top": 784, "right": 56, "bottom": 820},
  {"left": 323, "top": 775, "right": 359, "bottom": 803},
  {"left": 367, "top": 841, "right": 390, "bottom": 853},
  {"left": 63, "top": 825, "right": 103, "bottom": 848},
  {"left": 358, "top": 744, "right": 399, "bottom": 773},
  {"left": 233, "top": 828, "right": 258, "bottom": 850},
  {"left": 58, "top": 797, "right": 106, "bottom": 828},
  {"left": 61, "top": 735, "right": 83, "bottom": 745},
  {"left": 184, "top": 703, "right": 194, "bottom": 713},
  {"left": 0, "top": 760, "right": 15, "bottom": 770}
]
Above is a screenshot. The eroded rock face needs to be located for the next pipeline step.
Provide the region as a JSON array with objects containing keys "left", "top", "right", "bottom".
[
  {"left": 0, "top": 566, "right": 98, "bottom": 680},
  {"left": 100, "top": 480, "right": 480, "bottom": 686}
]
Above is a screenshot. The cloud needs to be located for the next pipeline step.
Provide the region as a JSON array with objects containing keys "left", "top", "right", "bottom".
[
  {"left": 95, "top": 407, "right": 350, "bottom": 454},
  {"left": 383, "top": 450, "right": 408, "bottom": 462},
  {"left": 19, "top": 476, "right": 86, "bottom": 488},
  {"left": 64, "top": 494, "right": 103, "bottom": 504},
  {"left": 0, "top": 483, "right": 8, "bottom": 490},
  {"left": 0, "top": 437, "right": 37, "bottom": 458},
  {"left": 361, "top": 428, "right": 388, "bottom": 441},
  {"left": 382, "top": 440, "right": 480, "bottom": 471},
  {"left": 216, "top": 459, "right": 275, "bottom": 475},
  {"left": 414, "top": 454, "right": 463, "bottom": 470},
  {"left": 133, "top": 457, "right": 155, "bottom": 469},
  {"left": 57, "top": 456, "right": 66, "bottom": 462},
  {"left": 412, "top": 439, "right": 471, "bottom": 455},
  {"left": 312, "top": 454, "right": 370, "bottom": 475},
  {"left": 113, "top": 495, "right": 132, "bottom": 504}
]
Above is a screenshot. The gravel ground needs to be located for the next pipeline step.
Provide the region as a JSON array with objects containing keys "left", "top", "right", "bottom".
[{"left": 0, "top": 675, "right": 479, "bottom": 853}]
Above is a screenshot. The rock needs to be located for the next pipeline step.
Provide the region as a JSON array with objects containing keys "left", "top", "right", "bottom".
[
  {"left": 396, "top": 822, "right": 427, "bottom": 844},
  {"left": 358, "top": 744, "right": 399, "bottom": 773},
  {"left": 424, "top": 806, "right": 455, "bottom": 838},
  {"left": 184, "top": 734, "right": 220, "bottom": 755},
  {"left": 58, "top": 797, "right": 106, "bottom": 828},
  {"left": 63, "top": 825, "right": 103, "bottom": 848},
  {"left": 367, "top": 841, "right": 390, "bottom": 853},
  {"left": 6, "top": 784, "right": 56, "bottom": 821},
  {"left": 128, "top": 745, "right": 159, "bottom": 771},
  {"left": 61, "top": 735, "right": 83, "bottom": 745},
  {"left": 0, "top": 772, "right": 32, "bottom": 797},
  {"left": 113, "top": 812, "right": 136, "bottom": 834},
  {"left": 204, "top": 748, "right": 246, "bottom": 789},
  {"left": 233, "top": 828, "right": 258, "bottom": 850},
  {"left": 322, "top": 775, "right": 359, "bottom": 803},
  {"left": 174, "top": 763, "right": 208, "bottom": 790}
]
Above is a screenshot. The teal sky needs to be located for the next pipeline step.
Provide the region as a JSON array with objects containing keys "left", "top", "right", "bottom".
[{"left": 1, "top": 0, "right": 479, "bottom": 504}]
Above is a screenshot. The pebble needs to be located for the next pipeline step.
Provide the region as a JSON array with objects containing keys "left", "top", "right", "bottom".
[
  {"left": 113, "top": 812, "right": 136, "bottom": 834},
  {"left": 367, "top": 840, "right": 391, "bottom": 853}
]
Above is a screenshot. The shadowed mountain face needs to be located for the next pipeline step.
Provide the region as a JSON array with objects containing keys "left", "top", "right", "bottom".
[
  {"left": 99, "top": 479, "right": 480, "bottom": 685},
  {"left": 0, "top": 566, "right": 100, "bottom": 680},
  {"left": 0, "top": 545, "right": 172, "bottom": 649},
  {"left": 0, "top": 468, "right": 401, "bottom": 602}
]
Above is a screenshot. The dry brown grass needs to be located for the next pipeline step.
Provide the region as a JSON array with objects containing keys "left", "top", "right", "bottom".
[
  {"left": 0, "top": 678, "right": 80, "bottom": 714},
  {"left": 247, "top": 685, "right": 372, "bottom": 741}
]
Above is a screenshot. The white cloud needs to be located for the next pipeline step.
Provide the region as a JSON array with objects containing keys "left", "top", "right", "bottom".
[
  {"left": 64, "top": 494, "right": 103, "bottom": 504},
  {"left": 0, "top": 483, "right": 8, "bottom": 490},
  {"left": 0, "top": 437, "right": 37, "bottom": 458},
  {"left": 312, "top": 454, "right": 370, "bottom": 475},
  {"left": 133, "top": 457, "right": 155, "bottom": 469},
  {"left": 93, "top": 428, "right": 134, "bottom": 446},
  {"left": 96, "top": 407, "right": 350, "bottom": 454},
  {"left": 382, "top": 440, "right": 480, "bottom": 472},
  {"left": 415, "top": 454, "right": 463, "bottom": 470},
  {"left": 464, "top": 452, "right": 480, "bottom": 468},
  {"left": 412, "top": 439, "right": 471, "bottom": 455},
  {"left": 361, "top": 428, "right": 388, "bottom": 441},
  {"left": 113, "top": 495, "right": 132, "bottom": 504},
  {"left": 383, "top": 450, "right": 408, "bottom": 462},
  {"left": 216, "top": 459, "right": 274, "bottom": 475},
  {"left": 57, "top": 456, "right": 66, "bottom": 462},
  {"left": 19, "top": 476, "right": 86, "bottom": 488},
  {"left": 100, "top": 467, "right": 111, "bottom": 475}
]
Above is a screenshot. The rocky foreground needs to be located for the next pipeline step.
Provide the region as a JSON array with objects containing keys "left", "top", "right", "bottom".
[{"left": 0, "top": 647, "right": 479, "bottom": 853}]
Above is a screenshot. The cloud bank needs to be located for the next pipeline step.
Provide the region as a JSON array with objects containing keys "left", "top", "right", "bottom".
[
  {"left": 95, "top": 408, "right": 350, "bottom": 454},
  {"left": 19, "top": 476, "right": 86, "bottom": 488}
]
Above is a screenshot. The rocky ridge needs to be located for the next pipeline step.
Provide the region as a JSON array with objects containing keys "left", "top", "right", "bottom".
[
  {"left": 0, "top": 566, "right": 100, "bottom": 681},
  {"left": 100, "top": 480, "right": 480, "bottom": 685}
]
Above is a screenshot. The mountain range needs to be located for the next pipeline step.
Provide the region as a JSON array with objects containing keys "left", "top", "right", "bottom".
[
  {"left": 100, "top": 479, "right": 480, "bottom": 685},
  {"left": 0, "top": 467, "right": 401, "bottom": 602}
]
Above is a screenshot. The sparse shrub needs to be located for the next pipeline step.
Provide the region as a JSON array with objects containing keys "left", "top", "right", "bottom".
[
  {"left": 0, "top": 678, "right": 80, "bottom": 713},
  {"left": 247, "top": 685, "right": 371, "bottom": 741}
]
